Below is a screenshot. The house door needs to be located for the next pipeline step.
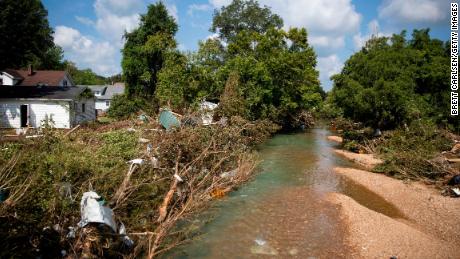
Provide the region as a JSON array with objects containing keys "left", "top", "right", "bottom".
[{"left": 20, "top": 105, "right": 28, "bottom": 127}]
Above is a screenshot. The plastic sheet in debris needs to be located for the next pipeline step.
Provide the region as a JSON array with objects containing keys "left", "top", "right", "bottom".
[
  {"left": 200, "top": 101, "right": 218, "bottom": 126},
  {"left": 78, "top": 191, "right": 117, "bottom": 232},
  {"left": 159, "top": 109, "right": 181, "bottom": 130}
]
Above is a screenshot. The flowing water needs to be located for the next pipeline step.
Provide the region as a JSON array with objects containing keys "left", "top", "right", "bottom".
[{"left": 169, "top": 128, "right": 404, "bottom": 258}]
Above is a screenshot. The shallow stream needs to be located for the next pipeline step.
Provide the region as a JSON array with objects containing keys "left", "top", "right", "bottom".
[{"left": 169, "top": 128, "right": 403, "bottom": 258}]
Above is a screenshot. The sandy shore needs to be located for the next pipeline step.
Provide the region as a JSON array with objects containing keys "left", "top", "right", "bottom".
[
  {"left": 327, "top": 192, "right": 456, "bottom": 258},
  {"left": 333, "top": 149, "right": 383, "bottom": 170},
  {"left": 327, "top": 135, "right": 343, "bottom": 143},
  {"left": 334, "top": 167, "right": 460, "bottom": 243}
]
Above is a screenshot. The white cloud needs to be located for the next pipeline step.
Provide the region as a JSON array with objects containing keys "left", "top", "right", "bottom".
[
  {"left": 167, "top": 4, "right": 179, "bottom": 23},
  {"left": 353, "top": 19, "right": 392, "bottom": 50},
  {"left": 54, "top": 26, "right": 119, "bottom": 76},
  {"left": 378, "top": 0, "right": 447, "bottom": 24},
  {"left": 317, "top": 54, "right": 343, "bottom": 91},
  {"left": 188, "top": 4, "right": 212, "bottom": 16},
  {"left": 310, "top": 36, "right": 345, "bottom": 50},
  {"left": 75, "top": 16, "right": 95, "bottom": 26},
  {"left": 209, "top": 0, "right": 231, "bottom": 8}
]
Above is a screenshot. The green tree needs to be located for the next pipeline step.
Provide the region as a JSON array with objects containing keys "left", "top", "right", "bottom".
[
  {"left": 211, "top": 0, "right": 283, "bottom": 42},
  {"left": 122, "top": 2, "right": 178, "bottom": 97},
  {"left": 329, "top": 29, "right": 454, "bottom": 130},
  {"left": 64, "top": 61, "right": 106, "bottom": 85},
  {"left": 0, "top": 0, "right": 59, "bottom": 69}
]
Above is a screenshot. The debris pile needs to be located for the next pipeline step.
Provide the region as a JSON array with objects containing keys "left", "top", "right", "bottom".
[{"left": 0, "top": 113, "right": 278, "bottom": 258}]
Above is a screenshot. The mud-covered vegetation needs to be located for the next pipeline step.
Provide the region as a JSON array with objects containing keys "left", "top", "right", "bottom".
[{"left": 0, "top": 117, "right": 278, "bottom": 258}]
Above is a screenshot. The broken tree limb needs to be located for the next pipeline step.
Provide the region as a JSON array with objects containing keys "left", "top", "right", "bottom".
[
  {"left": 157, "top": 150, "right": 182, "bottom": 223},
  {"left": 65, "top": 125, "right": 81, "bottom": 137}
]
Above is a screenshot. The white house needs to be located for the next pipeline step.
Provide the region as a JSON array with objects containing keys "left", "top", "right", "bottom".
[
  {"left": 85, "top": 83, "right": 125, "bottom": 114},
  {"left": 0, "top": 86, "right": 96, "bottom": 129}
]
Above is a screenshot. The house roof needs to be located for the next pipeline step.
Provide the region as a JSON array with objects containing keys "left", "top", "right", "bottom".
[
  {"left": 84, "top": 85, "right": 107, "bottom": 95},
  {"left": 80, "top": 84, "right": 125, "bottom": 100},
  {"left": 3, "top": 69, "right": 71, "bottom": 86},
  {"left": 100, "top": 84, "right": 124, "bottom": 100},
  {"left": 0, "top": 86, "right": 89, "bottom": 100}
]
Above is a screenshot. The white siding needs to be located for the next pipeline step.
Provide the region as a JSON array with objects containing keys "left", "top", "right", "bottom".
[
  {"left": 59, "top": 74, "right": 74, "bottom": 87},
  {"left": 0, "top": 100, "right": 71, "bottom": 128},
  {"left": 95, "top": 100, "right": 110, "bottom": 111},
  {"left": 0, "top": 73, "right": 14, "bottom": 86}
]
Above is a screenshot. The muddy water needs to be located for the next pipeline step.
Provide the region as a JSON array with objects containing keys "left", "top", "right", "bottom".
[{"left": 171, "top": 129, "right": 403, "bottom": 258}]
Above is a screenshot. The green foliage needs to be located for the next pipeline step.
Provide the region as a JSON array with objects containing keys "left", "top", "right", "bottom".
[
  {"left": 156, "top": 51, "right": 188, "bottom": 107},
  {"left": 211, "top": 0, "right": 283, "bottom": 42},
  {"left": 122, "top": 2, "right": 178, "bottom": 97},
  {"left": 99, "top": 130, "right": 139, "bottom": 160},
  {"left": 375, "top": 120, "right": 454, "bottom": 180},
  {"left": 217, "top": 27, "right": 322, "bottom": 124},
  {"left": 329, "top": 29, "right": 454, "bottom": 130},
  {"left": 64, "top": 61, "right": 106, "bottom": 85},
  {"left": 107, "top": 94, "right": 149, "bottom": 119},
  {"left": 0, "top": 0, "right": 61, "bottom": 70}
]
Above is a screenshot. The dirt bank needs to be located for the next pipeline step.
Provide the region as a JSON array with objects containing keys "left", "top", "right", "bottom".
[
  {"left": 334, "top": 167, "right": 460, "bottom": 244},
  {"left": 327, "top": 192, "right": 456, "bottom": 258},
  {"left": 327, "top": 135, "right": 343, "bottom": 143},
  {"left": 333, "top": 149, "right": 383, "bottom": 170}
]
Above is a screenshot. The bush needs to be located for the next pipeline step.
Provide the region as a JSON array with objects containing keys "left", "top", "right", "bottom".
[{"left": 107, "top": 94, "right": 150, "bottom": 119}]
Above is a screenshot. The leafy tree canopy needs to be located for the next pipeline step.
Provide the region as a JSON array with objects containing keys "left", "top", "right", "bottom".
[
  {"left": 329, "top": 29, "right": 454, "bottom": 130},
  {"left": 122, "top": 2, "right": 178, "bottom": 97},
  {"left": 0, "top": 0, "right": 63, "bottom": 70},
  {"left": 211, "top": 0, "right": 283, "bottom": 42}
]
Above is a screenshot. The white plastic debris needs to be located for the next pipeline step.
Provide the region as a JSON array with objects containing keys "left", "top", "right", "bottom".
[
  {"left": 127, "top": 128, "right": 137, "bottom": 132},
  {"left": 128, "top": 159, "right": 144, "bottom": 166},
  {"left": 200, "top": 101, "right": 218, "bottom": 126},
  {"left": 220, "top": 169, "right": 238, "bottom": 179},
  {"left": 150, "top": 156, "right": 159, "bottom": 168},
  {"left": 139, "top": 138, "right": 150, "bottom": 143},
  {"left": 78, "top": 191, "right": 117, "bottom": 232},
  {"left": 452, "top": 188, "right": 460, "bottom": 197},
  {"left": 66, "top": 227, "right": 76, "bottom": 239},
  {"left": 174, "top": 173, "right": 183, "bottom": 182},
  {"left": 147, "top": 143, "right": 153, "bottom": 154}
]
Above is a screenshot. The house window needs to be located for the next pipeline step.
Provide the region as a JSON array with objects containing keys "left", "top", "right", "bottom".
[
  {"left": 63, "top": 80, "right": 67, "bottom": 86},
  {"left": 82, "top": 103, "right": 86, "bottom": 113},
  {"left": 106, "top": 101, "right": 110, "bottom": 106},
  {"left": 0, "top": 78, "right": 3, "bottom": 85},
  {"left": 95, "top": 91, "right": 100, "bottom": 95}
]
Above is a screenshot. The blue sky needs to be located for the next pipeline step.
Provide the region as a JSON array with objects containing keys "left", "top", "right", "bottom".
[{"left": 43, "top": 0, "right": 452, "bottom": 91}]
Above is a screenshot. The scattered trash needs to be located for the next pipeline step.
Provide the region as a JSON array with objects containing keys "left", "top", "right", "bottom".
[
  {"left": 250, "top": 238, "right": 278, "bottom": 256},
  {"left": 138, "top": 138, "right": 150, "bottom": 143},
  {"left": 220, "top": 169, "right": 238, "bottom": 178},
  {"left": 448, "top": 175, "right": 460, "bottom": 185},
  {"left": 138, "top": 114, "right": 149, "bottom": 123},
  {"left": 200, "top": 101, "right": 218, "bottom": 126},
  {"left": 146, "top": 143, "right": 153, "bottom": 153},
  {"left": 58, "top": 182, "right": 73, "bottom": 200},
  {"left": 452, "top": 188, "right": 460, "bottom": 197},
  {"left": 159, "top": 109, "right": 181, "bottom": 130},
  {"left": 118, "top": 223, "right": 134, "bottom": 248},
  {"left": 150, "top": 156, "right": 159, "bottom": 168},
  {"left": 174, "top": 173, "right": 183, "bottom": 182},
  {"left": 219, "top": 116, "right": 228, "bottom": 126},
  {"left": 254, "top": 238, "right": 266, "bottom": 246},
  {"left": 0, "top": 188, "right": 9, "bottom": 202},
  {"left": 78, "top": 191, "right": 117, "bottom": 232},
  {"left": 128, "top": 158, "right": 144, "bottom": 166},
  {"left": 66, "top": 227, "right": 76, "bottom": 239},
  {"left": 127, "top": 128, "right": 137, "bottom": 132},
  {"left": 25, "top": 134, "right": 43, "bottom": 139}
]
